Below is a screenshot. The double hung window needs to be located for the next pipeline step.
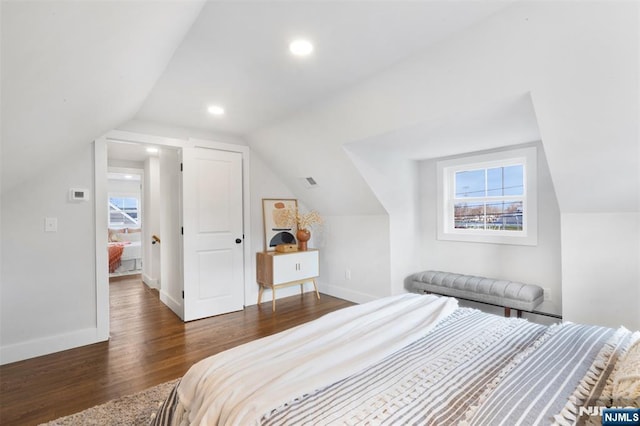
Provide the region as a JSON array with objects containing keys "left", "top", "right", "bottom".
[{"left": 437, "top": 147, "right": 537, "bottom": 245}]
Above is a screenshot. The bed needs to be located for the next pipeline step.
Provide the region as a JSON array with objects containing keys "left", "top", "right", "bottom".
[
  {"left": 152, "top": 294, "right": 639, "bottom": 426},
  {"left": 108, "top": 229, "right": 142, "bottom": 274}
]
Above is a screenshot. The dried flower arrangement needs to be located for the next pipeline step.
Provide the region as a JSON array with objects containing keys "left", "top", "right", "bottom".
[
  {"left": 281, "top": 206, "right": 323, "bottom": 230},
  {"left": 297, "top": 210, "right": 323, "bottom": 230}
]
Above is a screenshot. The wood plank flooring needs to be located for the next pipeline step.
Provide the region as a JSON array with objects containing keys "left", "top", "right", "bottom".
[{"left": 0, "top": 275, "right": 353, "bottom": 425}]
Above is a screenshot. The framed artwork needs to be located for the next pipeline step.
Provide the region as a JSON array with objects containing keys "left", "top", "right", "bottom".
[{"left": 262, "top": 198, "right": 298, "bottom": 251}]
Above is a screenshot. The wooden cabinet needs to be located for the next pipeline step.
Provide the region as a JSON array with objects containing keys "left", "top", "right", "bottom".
[{"left": 256, "top": 250, "right": 320, "bottom": 311}]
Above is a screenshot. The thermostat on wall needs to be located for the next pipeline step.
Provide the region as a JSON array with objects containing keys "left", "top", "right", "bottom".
[{"left": 69, "top": 188, "right": 90, "bottom": 201}]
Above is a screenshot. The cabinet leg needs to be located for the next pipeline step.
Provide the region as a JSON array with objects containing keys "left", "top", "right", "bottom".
[
  {"left": 258, "top": 285, "right": 264, "bottom": 305},
  {"left": 272, "top": 287, "right": 276, "bottom": 312},
  {"left": 300, "top": 283, "right": 304, "bottom": 295},
  {"left": 312, "top": 279, "right": 320, "bottom": 300}
]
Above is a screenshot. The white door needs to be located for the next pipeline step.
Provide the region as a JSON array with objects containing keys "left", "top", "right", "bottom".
[{"left": 182, "top": 147, "right": 244, "bottom": 321}]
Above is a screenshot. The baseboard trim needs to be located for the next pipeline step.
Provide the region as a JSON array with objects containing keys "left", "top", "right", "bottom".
[
  {"left": 160, "top": 290, "right": 183, "bottom": 320},
  {"left": 319, "top": 284, "right": 379, "bottom": 304},
  {"left": 0, "top": 327, "right": 106, "bottom": 366},
  {"left": 142, "top": 273, "right": 159, "bottom": 289}
]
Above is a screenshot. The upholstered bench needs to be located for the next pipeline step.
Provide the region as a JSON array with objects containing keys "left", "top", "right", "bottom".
[{"left": 407, "top": 270, "right": 544, "bottom": 317}]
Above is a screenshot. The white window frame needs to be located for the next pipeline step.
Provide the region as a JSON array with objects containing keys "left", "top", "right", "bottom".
[
  {"left": 437, "top": 146, "right": 537, "bottom": 246},
  {"left": 108, "top": 193, "right": 141, "bottom": 228}
]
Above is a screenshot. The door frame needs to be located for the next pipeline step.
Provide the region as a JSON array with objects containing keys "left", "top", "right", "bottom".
[{"left": 94, "top": 130, "right": 251, "bottom": 339}]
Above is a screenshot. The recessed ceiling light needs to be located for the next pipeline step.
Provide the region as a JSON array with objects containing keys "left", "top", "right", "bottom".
[
  {"left": 124, "top": 175, "right": 133, "bottom": 179},
  {"left": 207, "top": 105, "right": 225, "bottom": 116},
  {"left": 289, "top": 39, "right": 313, "bottom": 56},
  {"left": 146, "top": 147, "right": 158, "bottom": 153}
]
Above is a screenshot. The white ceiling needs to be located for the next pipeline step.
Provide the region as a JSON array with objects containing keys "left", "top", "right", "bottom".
[
  {"left": 1, "top": 0, "right": 514, "bottom": 191},
  {"left": 107, "top": 141, "right": 160, "bottom": 163},
  {"left": 345, "top": 93, "right": 541, "bottom": 161},
  {"left": 1, "top": 0, "right": 205, "bottom": 191},
  {"left": 134, "top": 1, "right": 514, "bottom": 135}
]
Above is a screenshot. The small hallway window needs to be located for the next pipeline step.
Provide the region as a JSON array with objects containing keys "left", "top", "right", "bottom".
[{"left": 109, "top": 196, "right": 140, "bottom": 228}]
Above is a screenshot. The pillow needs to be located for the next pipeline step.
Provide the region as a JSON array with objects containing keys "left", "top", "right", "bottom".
[
  {"left": 108, "top": 228, "right": 124, "bottom": 242},
  {"left": 612, "top": 336, "right": 640, "bottom": 407}
]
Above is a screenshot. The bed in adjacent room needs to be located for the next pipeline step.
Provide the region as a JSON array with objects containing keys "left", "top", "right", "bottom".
[
  {"left": 108, "top": 228, "right": 142, "bottom": 275},
  {"left": 152, "top": 294, "right": 639, "bottom": 426}
]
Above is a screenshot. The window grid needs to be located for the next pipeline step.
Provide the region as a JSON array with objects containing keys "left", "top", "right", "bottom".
[{"left": 447, "top": 161, "right": 527, "bottom": 235}]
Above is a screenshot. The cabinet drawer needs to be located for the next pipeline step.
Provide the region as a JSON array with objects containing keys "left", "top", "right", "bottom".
[{"left": 272, "top": 251, "right": 319, "bottom": 284}]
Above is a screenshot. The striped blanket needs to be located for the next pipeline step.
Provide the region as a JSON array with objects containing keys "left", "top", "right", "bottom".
[{"left": 152, "top": 298, "right": 636, "bottom": 426}]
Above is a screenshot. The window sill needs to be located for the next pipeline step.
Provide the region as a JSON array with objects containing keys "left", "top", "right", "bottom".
[{"left": 437, "top": 230, "right": 537, "bottom": 246}]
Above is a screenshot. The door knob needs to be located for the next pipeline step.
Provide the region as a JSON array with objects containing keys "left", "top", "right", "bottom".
[{"left": 235, "top": 238, "right": 242, "bottom": 244}]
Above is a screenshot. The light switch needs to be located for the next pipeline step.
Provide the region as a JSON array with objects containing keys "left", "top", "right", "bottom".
[{"left": 45, "top": 217, "right": 57, "bottom": 232}]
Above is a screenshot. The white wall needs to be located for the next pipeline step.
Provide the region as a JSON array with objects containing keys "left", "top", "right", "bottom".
[
  {"left": 562, "top": 213, "right": 640, "bottom": 330},
  {"left": 107, "top": 176, "right": 142, "bottom": 198},
  {"left": 0, "top": 121, "right": 290, "bottom": 363},
  {"left": 316, "top": 214, "right": 391, "bottom": 303},
  {"left": 108, "top": 159, "right": 144, "bottom": 169},
  {"left": 343, "top": 147, "right": 419, "bottom": 297},
  {"left": 248, "top": 2, "right": 638, "bottom": 328},
  {"left": 0, "top": 144, "right": 98, "bottom": 364},
  {"left": 246, "top": 149, "right": 393, "bottom": 305},
  {"left": 418, "top": 143, "right": 563, "bottom": 309},
  {"left": 246, "top": 152, "right": 318, "bottom": 306}
]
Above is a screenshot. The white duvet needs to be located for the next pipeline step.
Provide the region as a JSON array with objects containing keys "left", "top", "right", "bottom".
[
  {"left": 174, "top": 293, "right": 458, "bottom": 426},
  {"left": 120, "top": 241, "right": 141, "bottom": 260}
]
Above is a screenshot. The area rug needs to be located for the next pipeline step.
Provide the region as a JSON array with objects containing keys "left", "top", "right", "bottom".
[{"left": 40, "top": 379, "right": 179, "bottom": 426}]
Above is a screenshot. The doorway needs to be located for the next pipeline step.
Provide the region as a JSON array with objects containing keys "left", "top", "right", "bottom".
[
  {"left": 94, "top": 131, "right": 252, "bottom": 341},
  {"left": 107, "top": 169, "right": 144, "bottom": 277},
  {"left": 106, "top": 142, "right": 162, "bottom": 285}
]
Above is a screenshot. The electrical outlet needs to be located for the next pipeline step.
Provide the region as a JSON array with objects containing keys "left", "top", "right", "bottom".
[
  {"left": 543, "top": 288, "right": 551, "bottom": 301},
  {"left": 345, "top": 268, "right": 351, "bottom": 280}
]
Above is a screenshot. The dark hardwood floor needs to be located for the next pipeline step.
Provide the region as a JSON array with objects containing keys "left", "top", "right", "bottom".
[{"left": 0, "top": 275, "right": 354, "bottom": 425}]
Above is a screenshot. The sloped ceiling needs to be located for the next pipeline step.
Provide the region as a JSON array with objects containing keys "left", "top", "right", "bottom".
[
  {"left": 1, "top": 0, "right": 513, "bottom": 194},
  {"left": 134, "top": 1, "right": 513, "bottom": 135},
  {"left": 1, "top": 0, "right": 205, "bottom": 192},
  {"left": 246, "top": 1, "right": 638, "bottom": 215},
  {"left": 3, "top": 1, "right": 637, "bottom": 217},
  {"left": 344, "top": 94, "right": 541, "bottom": 161}
]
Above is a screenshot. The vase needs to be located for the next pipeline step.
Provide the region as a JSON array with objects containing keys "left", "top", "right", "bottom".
[{"left": 296, "top": 229, "right": 311, "bottom": 251}]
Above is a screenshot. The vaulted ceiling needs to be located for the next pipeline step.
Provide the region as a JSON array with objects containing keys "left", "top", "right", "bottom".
[
  {"left": 1, "top": 0, "right": 513, "bottom": 191},
  {"left": 2, "top": 1, "right": 638, "bottom": 217},
  {"left": 134, "top": 1, "right": 513, "bottom": 135}
]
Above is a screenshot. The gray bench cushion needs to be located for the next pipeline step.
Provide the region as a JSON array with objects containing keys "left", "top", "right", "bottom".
[{"left": 407, "top": 270, "right": 544, "bottom": 312}]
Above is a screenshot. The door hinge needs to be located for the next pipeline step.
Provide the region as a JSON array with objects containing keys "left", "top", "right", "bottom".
[
  {"left": 181, "top": 226, "right": 184, "bottom": 235},
  {"left": 180, "top": 163, "right": 183, "bottom": 172},
  {"left": 182, "top": 290, "right": 184, "bottom": 299}
]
